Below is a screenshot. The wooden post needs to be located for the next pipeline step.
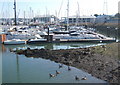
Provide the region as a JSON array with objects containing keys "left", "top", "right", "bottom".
[
  {"left": 47, "top": 35, "right": 53, "bottom": 42},
  {"left": 0, "top": 34, "right": 6, "bottom": 43}
]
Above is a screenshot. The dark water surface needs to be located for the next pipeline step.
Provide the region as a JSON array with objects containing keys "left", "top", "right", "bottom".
[{"left": 1, "top": 43, "right": 108, "bottom": 83}]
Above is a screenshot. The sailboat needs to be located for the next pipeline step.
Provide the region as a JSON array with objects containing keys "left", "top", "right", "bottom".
[
  {"left": 27, "top": 34, "right": 47, "bottom": 43},
  {"left": 3, "top": 0, "right": 27, "bottom": 45},
  {"left": 53, "top": 0, "right": 70, "bottom": 34}
]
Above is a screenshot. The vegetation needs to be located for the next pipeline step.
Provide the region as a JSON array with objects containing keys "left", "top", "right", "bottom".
[
  {"left": 114, "top": 13, "right": 120, "bottom": 18},
  {"left": 93, "top": 43, "right": 119, "bottom": 59},
  {"left": 94, "top": 14, "right": 99, "bottom": 17}
]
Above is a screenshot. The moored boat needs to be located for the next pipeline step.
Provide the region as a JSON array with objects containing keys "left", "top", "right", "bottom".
[
  {"left": 27, "top": 38, "right": 47, "bottom": 44},
  {"left": 3, "top": 39, "right": 26, "bottom": 45}
]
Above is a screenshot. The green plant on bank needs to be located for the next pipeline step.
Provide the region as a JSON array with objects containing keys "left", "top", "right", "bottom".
[{"left": 93, "top": 43, "right": 119, "bottom": 59}]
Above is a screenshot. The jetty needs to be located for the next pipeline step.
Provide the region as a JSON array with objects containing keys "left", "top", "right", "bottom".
[{"left": 53, "top": 38, "right": 116, "bottom": 43}]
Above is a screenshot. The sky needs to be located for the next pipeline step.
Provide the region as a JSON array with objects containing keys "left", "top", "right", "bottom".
[{"left": 0, "top": 0, "right": 119, "bottom": 18}]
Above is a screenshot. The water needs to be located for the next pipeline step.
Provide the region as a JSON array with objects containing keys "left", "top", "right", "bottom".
[
  {"left": 0, "top": 43, "right": 2, "bottom": 84},
  {"left": 1, "top": 43, "right": 108, "bottom": 83}
]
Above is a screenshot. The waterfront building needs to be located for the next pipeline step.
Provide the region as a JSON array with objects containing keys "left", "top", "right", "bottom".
[
  {"left": 107, "top": 17, "right": 119, "bottom": 24},
  {"left": 94, "top": 14, "right": 119, "bottom": 26},
  {"left": 61, "top": 16, "right": 96, "bottom": 25},
  {"left": 0, "top": 18, "right": 31, "bottom": 25},
  {"left": 95, "top": 15, "right": 111, "bottom": 24},
  {"left": 33, "top": 15, "right": 59, "bottom": 24}
]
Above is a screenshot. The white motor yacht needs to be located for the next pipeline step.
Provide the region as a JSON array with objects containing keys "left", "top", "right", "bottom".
[{"left": 3, "top": 39, "right": 26, "bottom": 45}]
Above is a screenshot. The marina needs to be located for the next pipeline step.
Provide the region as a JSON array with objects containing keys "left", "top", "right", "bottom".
[
  {"left": 0, "top": 25, "right": 116, "bottom": 45},
  {"left": 0, "top": 0, "right": 119, "bottom": 84},
  {"left": 0, "top": 0, "right": 118, "bottom": 45}
]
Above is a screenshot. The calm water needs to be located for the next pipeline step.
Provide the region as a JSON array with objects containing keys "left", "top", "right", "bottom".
[
  {"left": 1, "top": 43, "right": 108, "bottom": 83},
  {"left": 0, "top": 44, "right": 2, "bottom": 84}
]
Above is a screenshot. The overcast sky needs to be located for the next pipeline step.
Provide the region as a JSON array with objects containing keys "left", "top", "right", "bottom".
[{"left": 0, "top": 0, "right": 119, "bottom": 18}]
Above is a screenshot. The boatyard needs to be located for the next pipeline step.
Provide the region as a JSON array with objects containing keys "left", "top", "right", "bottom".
[{"left": 0, "top": 0, "right": 119, "bottom": 84}]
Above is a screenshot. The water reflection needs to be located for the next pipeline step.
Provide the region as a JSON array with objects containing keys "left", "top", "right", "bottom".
[
  {"left": 0, "top": 44, "right": 2, "bottom": 84},
  {"left": 1, "top": 44, "right": 6, "bottom": 53},
  {"left": 16, "top": 54, "right": 20, "bottom": 83},
  {"left": 2, "top": 42, "right": 106, "bottom": 51},
  {"left": 2, "top": 42, "right": 108, "bottom": 83}
]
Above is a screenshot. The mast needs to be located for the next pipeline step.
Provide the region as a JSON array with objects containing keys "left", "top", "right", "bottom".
[
  {"left": 67, "top": 0, "right": 69, "bottom": 31},
  {"left": 58, "top": 0, "right": 63, "bottom": 18},
  {"left": 24, "top": 11, "right": 25, "bottom": 25},
  {"left": 13, "top": 0, "right": 17, "bottom": 25},
  {"left": 76, "top": 2, "right": 80, "bottom": 26},
  {"left": 46, "top": 7, "right": 48, "bottom": 24},
  {"left": 103, "top": 0, "right": 108, "bottom": 15}
]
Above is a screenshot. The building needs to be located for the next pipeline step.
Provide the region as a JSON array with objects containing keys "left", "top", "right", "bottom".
[
  {"left": 33, "top": 15, "right": 59, "bottom": 24},
  {"left": 107, "top": 18, "right": 119, "bottom": 24},
  {"left": 95, "top": 15, "right": 111, "bottom": 24},
  {"left": 61, "top": 16, "right": 96, "bottom": 25},
  {"left": 94, "top": 14, "right": 119, "bottom": 26},
  {"left": 0, "top": 18, "right": 31, "bottom": 25}
]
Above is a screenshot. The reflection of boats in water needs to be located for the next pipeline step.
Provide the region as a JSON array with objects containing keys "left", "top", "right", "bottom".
[
  {"left": 3, "top": 39, "right": 26, "bottom": 45},
  {"left": 1, "top": 44, "right": 6, "bottom": 52}
]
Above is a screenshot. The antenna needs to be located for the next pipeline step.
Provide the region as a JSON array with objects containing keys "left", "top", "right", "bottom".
[{"left": 103, "top": 0, "right": 108, "bottom": 15}]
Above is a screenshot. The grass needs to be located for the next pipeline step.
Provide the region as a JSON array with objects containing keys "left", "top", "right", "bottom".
[{"left": 93, "top": 42, "right": 119, "bottom": 59}]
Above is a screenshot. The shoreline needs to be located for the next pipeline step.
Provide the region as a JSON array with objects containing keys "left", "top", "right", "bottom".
[{"left": 14, "top": 42, "right": 119, "bottom": 83}]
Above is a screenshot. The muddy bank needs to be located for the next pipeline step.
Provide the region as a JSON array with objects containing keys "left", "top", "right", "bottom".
[{"left": 14, "top": 43, "right": 119, "bottom": 83}]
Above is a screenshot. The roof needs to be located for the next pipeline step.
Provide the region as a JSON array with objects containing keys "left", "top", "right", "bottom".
[
  {"left": 34, "top": 15, "right": 55, "bottom": 18},
  {"left": 63, "top": 16, "right": 96, "bottom": 18}
]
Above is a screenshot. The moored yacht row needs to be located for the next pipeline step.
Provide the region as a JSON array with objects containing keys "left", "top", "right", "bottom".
[
  {"left": 0, "top": 25, "right": 116, "bottom": 45},
  {"left": 3, "top": 38, "right": 47, "bottom": 45}
]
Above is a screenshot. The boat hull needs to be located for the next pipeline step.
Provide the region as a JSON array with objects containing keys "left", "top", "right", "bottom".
[
  {"left": 27, "top": 39, "right": 47, "bottom": 44},
  {"left": 3, "top": 40, "right": 26, "bottom": 45}
]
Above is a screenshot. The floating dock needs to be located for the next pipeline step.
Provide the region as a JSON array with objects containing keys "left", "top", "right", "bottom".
[{"left": 53, "top": 39, "right": 116, "bottom": 43}]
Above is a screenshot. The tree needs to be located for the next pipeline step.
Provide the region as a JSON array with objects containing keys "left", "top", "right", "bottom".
[
  {"left": 115, "top": 13, "right": 120, "bottom": 18},
  {"left": 94, "top": 14, "right": 99, "bottom": 17}
]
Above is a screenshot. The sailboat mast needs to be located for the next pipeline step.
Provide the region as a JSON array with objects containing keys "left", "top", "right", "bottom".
[
  {"left": 24, "top": 11, "right": 25, "bottom": 25},
  {"left": 14, "top": 0, "right": 17, "bottom": 25},
  {"left": 76, "top": 2, "right": 80, "bottom": 26},
  {"left": 67, "top": 0, "right": 69, "bottom": 31}
]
